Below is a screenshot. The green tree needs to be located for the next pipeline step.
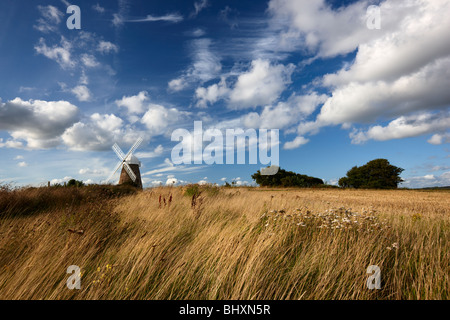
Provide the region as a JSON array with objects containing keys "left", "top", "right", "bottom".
[
  {"left": 67, "top": 179, "right": 85, "bottom": 187},
  {"left": 339, "top": 159, "right": 404, "bottom": 189},
  {"left": 252, "top": 167, "right": 324, "bottom": 188}
]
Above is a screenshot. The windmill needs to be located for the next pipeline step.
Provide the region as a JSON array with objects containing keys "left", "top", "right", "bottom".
[{"left": 107, "top": 137, "right": 143, "bottom": 189}]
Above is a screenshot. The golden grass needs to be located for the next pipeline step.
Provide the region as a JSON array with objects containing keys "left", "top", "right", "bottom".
[{"left": 0, "top": 185, "right": 448, "bottom": 300}]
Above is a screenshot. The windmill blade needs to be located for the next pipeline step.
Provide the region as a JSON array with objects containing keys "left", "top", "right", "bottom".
[
  {"left": 112, "top": 143, "right": 126, "bottom": 160},
  {"left": 123, "top": 162, "right": 137, "bottom": 182},
  {"left": 124, "top": 137, "right": 143, "bottom": 159},
  {"left": 106, "top": 160, "right": 123, "bottom": 182}
]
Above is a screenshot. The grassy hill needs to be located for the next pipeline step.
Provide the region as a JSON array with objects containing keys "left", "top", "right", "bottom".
[{"left": 0, "top": 184, "right": 448, "bottom": 299}]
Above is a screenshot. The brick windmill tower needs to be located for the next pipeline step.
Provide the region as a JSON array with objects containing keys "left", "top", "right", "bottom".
[{"left": 107, "top": 137, "right": 143, "bottom": 189}]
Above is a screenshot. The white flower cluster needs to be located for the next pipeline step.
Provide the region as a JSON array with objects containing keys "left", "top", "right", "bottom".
[{"left": 260, "top": 206, "right": 390, "bottom": 232}]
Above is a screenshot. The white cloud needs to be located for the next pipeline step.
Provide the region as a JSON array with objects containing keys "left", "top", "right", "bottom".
[
  {"left": 428, "top": 133, "right": 450, "bottom": 145},
  {"left": 350, "top": 112, "right": 450, "bottom": 144},
  {"left": 229, "top": 59, "right": 294, "bottom": 109},
  {"left": 0, "top": 97, "right": 79, "bottom": 149},
  {"left": 168, "top": 78, "right": 188, "bottom": 92},
  {"left": 34, "top": 37, "right": 75, "bottom": 69},
  {"left": 187, "top": 28, "right": 206, "bottom": 37},
  {"left": 50, "top": 176, "right": 74, "bottom": 185},
  {"left": 127, "top": 14, "right": 183, "bottom": 23},
  {"left": 194, "top": 59, "right": 295, "bottom": 109},
  {"left": 242, "top": 92, "right": 327, "bottom": 129},
  {"left": 112, "top": 14, "right": 124, "bottom": 27},
  {"left": 97, "top": 41, "right": 119, "bottom": 54},
  {"left": 17, "top": 162, "right": 28, "bottom": 167},
  {"left": 61, "top": 113, "right": 142, "bottom": 151},
  {"left": 90, "top": 113, "right": 123, "bottom": 132},
  {"left": 195, "top": 77, "right": 229, "bottom": 108},
  {"left": 267, "top": 0, "right": 416, "bottom": 59},
  {"left": 141, "top": 104, "right": 189, "bottom": 136},
  {"left": 192, "top": 0, "right": 209, "bottom": 17},
  {"left": 115, "top": 91, "right": 149, "bottom": 114},
  {"left": 283, "top": 136, "right": 309, "bottom": 150},
  {"left": 168, "top": 39, "right": 221, "bottom": 91},
  {"left": 166, "top": 178, "right": 178, "bottom": 185},
  {"left": 71, "top": 85, "right": 92, "bottom": 102},
  {"left": 81, "top": 54, "right": 100, "bottom": 68},
  {"left": 135, "top": 145, "right": 164, "bottom": 159},
  {"left": 268, "top": 0, "right": 450, "bottom": 144},
  {"left": 79, "top": 168, "right": 108, "bottom": 175},
  {"left": 34, "top": 5, "right": 63, "bottom": 33},
  {"left": 14, "top": 155, "right": 24, "bottom": 160},
  {"left": 401, "top": 171, "right": 450, "bottom": 188}
]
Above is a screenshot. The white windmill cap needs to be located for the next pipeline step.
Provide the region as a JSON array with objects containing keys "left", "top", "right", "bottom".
[{"left": 125, "top": 154, "right": 141, "bottom": 167}]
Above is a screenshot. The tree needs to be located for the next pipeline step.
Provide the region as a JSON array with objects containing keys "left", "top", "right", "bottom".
[
  {"left": 67, "top": 179, "right": 85, "bottom": 187},
  {"left": 252, "top": 167, "right": 324, "bottom": 188},
  {"left": 338, "top": 159, "right": 404, "bottom": 189}
]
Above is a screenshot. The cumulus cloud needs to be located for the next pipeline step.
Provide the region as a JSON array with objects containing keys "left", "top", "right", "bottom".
[
  {"left": 242, "top": 92, "right": 327, "bottom": 129},
  {"left": 195, "top": 77, "right": 229, "bottom": 108},
  {"left": 350, "top": 112, "right": 450, "bottom": 144},
  {"left": 229, "top": 59, "right": 294, "bottom": 109},
  {"left": 71, "top": 85, "right": 92, "bottom": 102},
  {"left": 195, "top": 59, "right": 295, "bottom": 109},
  {"left": 267, "top": 0, "right": 418, "bottom": 59},
  {"left": 401, "top": 171, "right": 450, "bottom": 188},
  {"left": 0, "top": 97, "right": 79, "bottom": 149},
  {"left": 115, "top": 91, "right": 149, "bottom": 115},
  {"left": 166, "top": 178, "right": 179, "bottom": 185},
  {"left": 283, "top": 136, "right": 309, "bottom": 150},
  {"left": 34, "top": 37, "right": 75, "bottom": 69},
  {"left": 141, "top": 104, "right": 190, "bottom": 136},
  {"left": 17, "top": 162, "right": 28, "bottom": 167},
  {"left": 428, "top": 133, "right": 450, "bottom": 145},
  {"left": 50, "top": 176, "right": 74, "bottom": 186},
  {"left": 318, "top": 56, "right": 450, "bottom": 127},
  {"left": 61, "top": 113, "right": 133, "bottom": 151},
  {"left": 269, "top": 0, "right": 450, "bottom": 144}
]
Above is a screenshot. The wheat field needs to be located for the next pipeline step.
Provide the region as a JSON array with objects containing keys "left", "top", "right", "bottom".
[{"left": 0, "top": 185, "right": 448, "bottom": 300}]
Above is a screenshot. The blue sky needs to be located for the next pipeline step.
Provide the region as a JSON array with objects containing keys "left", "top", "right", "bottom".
[{"left": 0, "top": 0, "right": 449, "bottom": 188}]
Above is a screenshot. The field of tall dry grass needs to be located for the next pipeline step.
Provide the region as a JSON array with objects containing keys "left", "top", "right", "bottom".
[{"left": 0, "top": 184, "right": 448, "bottom": 300}]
